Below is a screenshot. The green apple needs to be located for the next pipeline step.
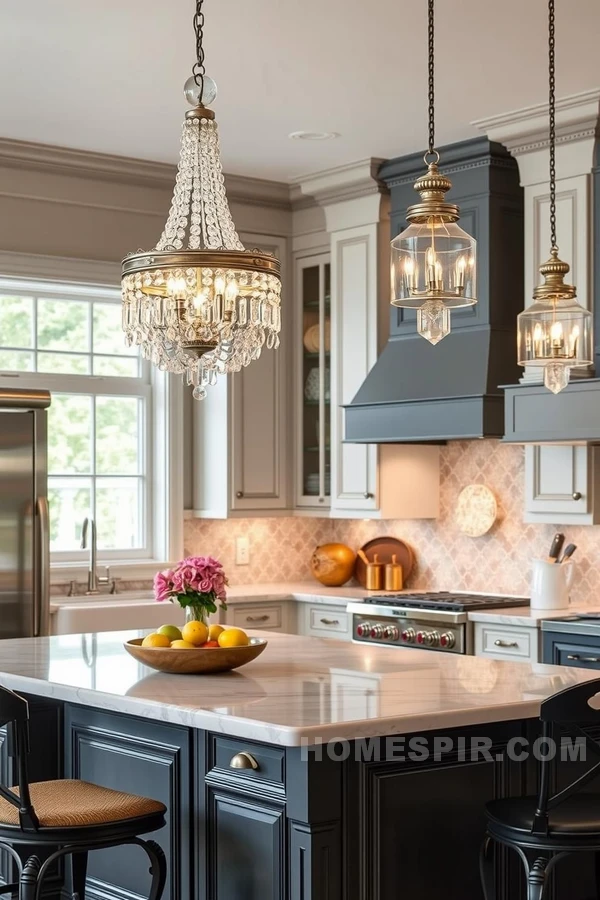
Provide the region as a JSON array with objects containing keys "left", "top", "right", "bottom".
[{"left": 157, "top": 624, "right": 182, "bottom": 642}]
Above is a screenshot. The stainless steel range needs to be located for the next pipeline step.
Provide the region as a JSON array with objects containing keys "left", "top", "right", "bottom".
[{"left": 348, "top": 592, "right": 529, "bottom": 655}]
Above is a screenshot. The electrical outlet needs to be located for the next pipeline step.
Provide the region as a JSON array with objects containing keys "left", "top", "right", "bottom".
[{"left": 235, "top": 536, "right": 250, "bottom": 566}]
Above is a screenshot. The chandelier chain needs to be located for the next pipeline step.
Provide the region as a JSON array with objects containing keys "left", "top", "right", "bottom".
[
  {"left": 192, "top": 0, "right": 206, "bottom": 101},
  {"left": 548, "top": 0, "right": 557, "bottom": 251},
  {"left": 427, "top": 0, "right": 435, "bottom": 158}
]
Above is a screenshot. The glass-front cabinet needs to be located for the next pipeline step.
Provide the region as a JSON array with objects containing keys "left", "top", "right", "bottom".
[{"left": 295, "top": 253, "right": 331, "bottom": 508}]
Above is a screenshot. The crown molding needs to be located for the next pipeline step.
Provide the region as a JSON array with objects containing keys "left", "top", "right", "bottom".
[
  {"left": 0, "top": 138, "right": 292, "bottom": 210},
  {"left": 290, "top": 158, "right": 387, "bottom": 206},
  {"left": 473, "top": 89, "right": 600, "bottom": 156},
  {"left": 0, "top": 249, "right": 121, "bottom": 286}
]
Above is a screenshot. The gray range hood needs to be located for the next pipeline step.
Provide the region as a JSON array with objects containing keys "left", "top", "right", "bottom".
[{"left": 344, "top": 138, "right": 524, "bottom": 444}]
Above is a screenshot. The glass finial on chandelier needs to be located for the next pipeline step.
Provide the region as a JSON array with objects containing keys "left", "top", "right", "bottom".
[
  {"left": 120, "top": 0, "right": 282, "bottom": 398},
  {"left": 516, "top": 0, "right": 592, "bottom": 393},
  {"left": 389, "top": 0, "right": 477, "bottom": 345}
]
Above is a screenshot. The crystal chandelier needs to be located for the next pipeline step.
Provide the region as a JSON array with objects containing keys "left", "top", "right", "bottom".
[
  {"left": 121, "top": 0, "right": 282, "bottom": 400},
  {"left": 390, "top": 0, "right": 477, "bottom": 345},
  {"left": 517, "top": 0, "right": 592, "bottom": 394}
]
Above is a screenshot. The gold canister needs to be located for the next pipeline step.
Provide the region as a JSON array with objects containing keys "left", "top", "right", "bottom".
[
  {"left": 384, "top": 554, "right": 403, "bottom": 591},
  {"left": 365, "top": 553, "right": 383, "bottom": 591}
]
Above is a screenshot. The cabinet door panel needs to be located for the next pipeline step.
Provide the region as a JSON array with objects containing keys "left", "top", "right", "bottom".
[
  {"left": 205, "top": 787, "right": 285, "bottom": 900},
  {"left": 330, "top": 229, "right": 378, "bottom": 513},
  {"left": 65, "top": 706, "right": 191, "bottom": 900},
  {"left": 232, "top": 234, "right": 288, "bottom": 512},
  {"left": 524, "top": 444, "right": 593, "bottom": 522}
]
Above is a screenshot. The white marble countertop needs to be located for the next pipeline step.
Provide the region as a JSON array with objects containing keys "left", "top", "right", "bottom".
[
  {"left": 0, "top": 629, "right": 597, "bottom": 747},
  {"left": 467, "top": 604, "right": 600, "bottom": 625}
]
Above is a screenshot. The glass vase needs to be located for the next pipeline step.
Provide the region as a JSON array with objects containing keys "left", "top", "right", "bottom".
[{"left": 185, "top": 604, "right": 208, "bottom": 626}]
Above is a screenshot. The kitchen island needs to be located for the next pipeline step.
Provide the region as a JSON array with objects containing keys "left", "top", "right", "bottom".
[{"left": 0, "top": 630, "right": 598, "bottom": 900}]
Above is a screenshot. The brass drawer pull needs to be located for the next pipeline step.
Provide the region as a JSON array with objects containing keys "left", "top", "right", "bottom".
[
  {"left": 230, "top": 751, "right": 259, "bottom": 771},
  {"left": 567, "top": 654, "right": 600, "bottom": 663},
  {"left": 320, "top": 618, "right": 340, "bottom": 626},
  {"left": 494, "top": 639, "right": 519, "bottom": 648},
  {"left": 246, "top": 614, "right": 270, "bottom": 623}
]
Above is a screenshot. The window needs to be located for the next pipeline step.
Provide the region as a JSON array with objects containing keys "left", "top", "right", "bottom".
[{"left": 0, "top": 278, "right": 155, "bottom": 563}]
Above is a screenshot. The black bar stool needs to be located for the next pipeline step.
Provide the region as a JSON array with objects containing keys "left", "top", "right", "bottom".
[
  {"left": 480, "top": 677, "right": 600, "bottom": 900},
  {"left": 0, "top": 685, "right": 167, "bottom": 900}
]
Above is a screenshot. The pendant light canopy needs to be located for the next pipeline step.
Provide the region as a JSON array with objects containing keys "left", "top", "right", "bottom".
[
  {"left": 390, "top": 0, "right": 477, "bottom": 345},
  {"left": 517, "top": 0, "right": 592, "bottom": 394},
  {"left": 121, "top": 1, "right": 282, "bottom": 400}
]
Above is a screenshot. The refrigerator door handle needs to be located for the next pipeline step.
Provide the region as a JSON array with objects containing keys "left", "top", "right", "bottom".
[{"left": 34, "top": 496, "right": 50, "bottom": 637}]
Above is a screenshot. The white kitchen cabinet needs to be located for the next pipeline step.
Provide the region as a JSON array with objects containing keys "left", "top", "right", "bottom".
[
  {"left": 292, "top": 160, "right": 439, "bottom": 519},
  {"left": 524, "top": 445, "right": 600, "bottom": 524},
  {"left": 473, "top": 622, "right": 540, "bottom": 663},
  {"left": 296, "top": 603, "right": 351, "bottom": 641},
  {"left": 478, "top": 91, "right": 600, "bottom": 525},
  {"left": 191, "top": 232, "right": 290, "bottom": 518},
  {"left": 220, "top": 600, "right": 297, "bottom": 633}
]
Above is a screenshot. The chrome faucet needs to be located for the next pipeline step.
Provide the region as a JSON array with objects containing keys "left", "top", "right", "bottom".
[{"left": 80, "top": 517, "right": 113, "bottom": 595}]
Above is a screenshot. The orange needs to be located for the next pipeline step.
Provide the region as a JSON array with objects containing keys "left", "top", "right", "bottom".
[
  {"left": 170, "top": 639, "right": 197, "bottom": 649},
  {"left": 181, "top": 620, "right": 209, "bottom": 646},
  {"left": 208, "top": 624, "right": 224, "bottom": 641},
  {"left": 218, "top": 628, "right": 249, "bottom": 648},
  {"left": 142, "top": 633, "right": 171, "bottom": 648},
  {"left": 203, "top": 640, "right": 220, "bottom": 648}
]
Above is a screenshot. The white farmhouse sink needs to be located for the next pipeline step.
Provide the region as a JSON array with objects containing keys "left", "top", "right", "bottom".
[{"left": 51, "top": 593, "right": 189, "bottom": 635}]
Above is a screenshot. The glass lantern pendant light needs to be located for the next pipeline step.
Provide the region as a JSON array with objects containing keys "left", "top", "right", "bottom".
[
  {"left": 390, "top": 0, "right": 477, "bottom": 345},
  {"left": 121, "top": 0, "right": 282, "bottom": 400},
  {"left": 517, "top": 0, "right": 592, "bottom": 394}
]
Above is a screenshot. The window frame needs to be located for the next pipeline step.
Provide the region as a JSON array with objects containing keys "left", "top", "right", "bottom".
[{"left": 0, "top": 271, "right": 183, "bottom": 581}]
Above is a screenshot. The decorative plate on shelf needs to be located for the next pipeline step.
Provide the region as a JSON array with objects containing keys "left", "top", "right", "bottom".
[
  {"left": 455, "top": 484, "right": 498, "bottom": 537},
  {"left": 303, "top": 321, "right": 331, "bottom": 353}
]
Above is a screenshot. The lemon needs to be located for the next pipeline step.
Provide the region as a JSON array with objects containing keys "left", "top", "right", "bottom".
[
  {"left": 142, "top": 633, "right": 171, "bottom": 648},
  {"left": 218, "top": 628, "right": 249, "bottom": 648},
  {"left": 181, "top": 620, "right": 209, "bottom": 646},
  {"left": 208, "top": 624, "right": 225, "bottom": 641},
  {"left": 158, "top": 624, "right": 182, "bottom": 642},
  {"left": 170, "top": 639, "right": 197, "bottom": 649}
]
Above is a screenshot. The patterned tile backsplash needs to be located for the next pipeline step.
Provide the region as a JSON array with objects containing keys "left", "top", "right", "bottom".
[{"left": 185, "top": 440, "right": 600, "bottom": 604}]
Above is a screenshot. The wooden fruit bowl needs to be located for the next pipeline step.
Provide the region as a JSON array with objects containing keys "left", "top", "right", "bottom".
[{"left": 124, "top": 637, "right": 268, "bottom": 674}]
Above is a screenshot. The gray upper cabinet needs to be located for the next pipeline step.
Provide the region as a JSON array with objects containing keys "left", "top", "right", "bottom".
[{"left": 191, "top": 233, "right": 290, "bottom": 518}]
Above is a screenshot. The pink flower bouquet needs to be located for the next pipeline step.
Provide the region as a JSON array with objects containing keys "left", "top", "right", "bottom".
[{"left": 154, "top": 556, "right": 228, "bottom": 620}]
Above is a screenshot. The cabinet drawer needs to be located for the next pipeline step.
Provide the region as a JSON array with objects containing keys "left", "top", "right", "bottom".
[
  {"left": 475, "top": 624, "right": 537, "bottom": 661},
  {"left": 208, "top": 735, "right": 285, "bottom": 792},
  {"left": 554, "top": 642, "right": 600, "bottom": 670},
  {"left": 233, "top": 604, "right": 282, "bottom": 630},
  {"left": 308, "top": 605, "right": 349, "bottom": 636}
]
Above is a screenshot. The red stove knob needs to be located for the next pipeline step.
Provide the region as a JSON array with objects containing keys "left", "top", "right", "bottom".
[
  {"left": 384, "top": 626, "right": 399, "bottom": 641},
  {"left": 370, "top": 624, "right": 384, "bottom": 639},
  {"left": 440, "top": 632, "right": 455, "bottom": 649},
  {"left": 401, "top": 628, "right": 416, "bottom": 643},
  {"left": 356, "top": 622, "right": 371, "bottom": 638},
  {"left": 417, "top": 631, "right": 434, "bottom": 646}
]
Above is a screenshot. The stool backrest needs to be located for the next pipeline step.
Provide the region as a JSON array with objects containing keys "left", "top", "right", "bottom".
[
  {"left": 0, "top": 685, "right": 38, "bottom": 830},
  {"left": 533, "top": 677, "right": 600, "bottom": 835}
]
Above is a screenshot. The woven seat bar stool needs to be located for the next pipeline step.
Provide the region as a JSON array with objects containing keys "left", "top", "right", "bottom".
[
  {"left": 480, "top": 677, "right": 600, "bottom": 900},
  {"left": 0, "top": 685, "right": 167, "bottom": 900}
]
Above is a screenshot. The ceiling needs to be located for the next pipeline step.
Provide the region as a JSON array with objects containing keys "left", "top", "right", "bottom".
[{"left": 2, "top": 0, "right": 599, "bottom": 182}]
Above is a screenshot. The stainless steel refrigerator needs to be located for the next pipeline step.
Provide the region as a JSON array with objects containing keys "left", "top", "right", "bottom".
[{"left": 0, "top": 388, "right": 50, "bottom": 638}]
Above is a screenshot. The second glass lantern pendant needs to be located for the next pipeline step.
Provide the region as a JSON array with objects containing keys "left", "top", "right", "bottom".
[
  {"left": 517, "top": 0, "right": 592, "bottom": 393},
  {"left": 390, "top": 0, "right": 477, "bottom": 344}
]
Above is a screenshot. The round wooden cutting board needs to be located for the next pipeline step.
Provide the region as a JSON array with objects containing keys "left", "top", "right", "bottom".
[{"left": 354, "top": 537, "right": 414, "bottom": 589}]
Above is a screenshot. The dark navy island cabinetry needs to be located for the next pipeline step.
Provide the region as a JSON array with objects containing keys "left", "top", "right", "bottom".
[{"left": 3, "top": 697, "right": 600, "bottom": 900}]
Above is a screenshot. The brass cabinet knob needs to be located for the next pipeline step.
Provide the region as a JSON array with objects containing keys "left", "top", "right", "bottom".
[
  {"left": 318, "top": 497, "right": 324, "bottom": 503},
  {"left": 236, "top": 491, "right": 244, "bottom": 499},
  {"left": 572, "top": 491, "right": 582, "bottom": 501},
  {"left": 229, "top": 751, "right": 259, "bottom": 771},
  {"left": 364, "top": 492, "right": 373, "bottom": 500}
]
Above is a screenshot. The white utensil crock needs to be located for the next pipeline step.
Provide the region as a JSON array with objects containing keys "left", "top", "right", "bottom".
[{"left": 530, "top": 558, "right": 575, "bottom": 610}]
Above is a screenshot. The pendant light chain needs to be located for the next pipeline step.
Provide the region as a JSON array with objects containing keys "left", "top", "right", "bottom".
[
  {"left": 427, "top": 0, "right": 436, "bottom": 161},
  {"left": 192, "top": 0, "right": 206, "bottom": 101},
  {"left": 548, "top": 0, "right": 557, "bottom": 251}
]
